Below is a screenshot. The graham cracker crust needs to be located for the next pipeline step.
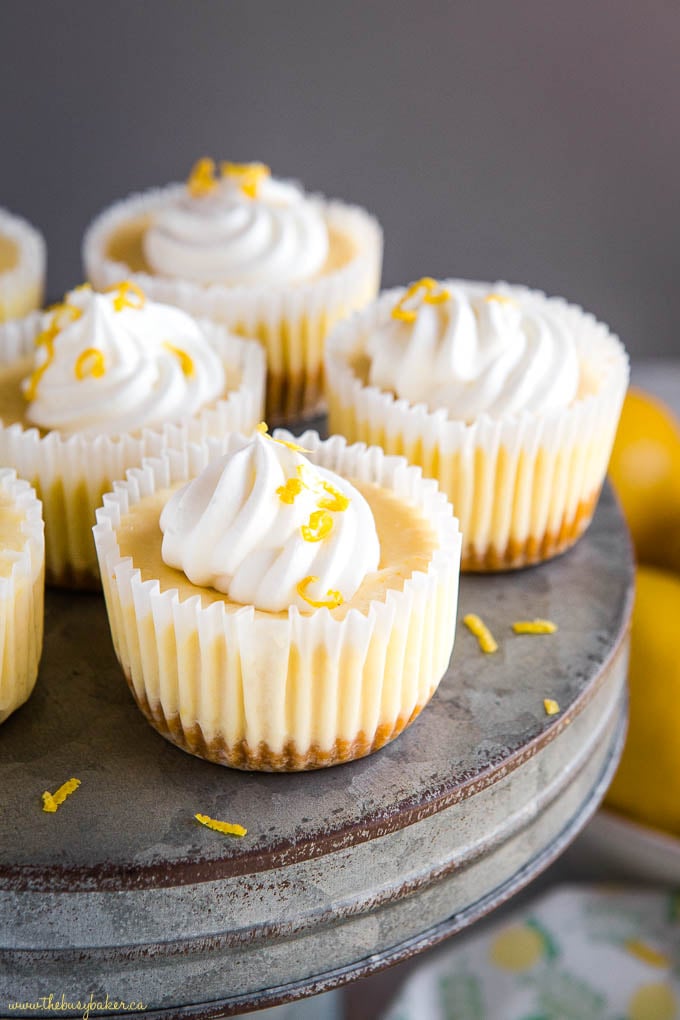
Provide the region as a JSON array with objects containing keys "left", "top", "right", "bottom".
[
  {"left": 129, "top": 681, "right": 428, "bottom": 771},
  {"left": 462, "top": 492, "right": 599, "bottom": 573}
]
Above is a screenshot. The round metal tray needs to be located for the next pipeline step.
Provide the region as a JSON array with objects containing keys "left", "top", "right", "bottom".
[{"left": 0, "top": 485, "right": 633, "bottom": 1019}]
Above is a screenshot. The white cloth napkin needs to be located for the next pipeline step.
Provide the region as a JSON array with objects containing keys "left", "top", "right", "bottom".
[{"left": 382, "top": 885, "right": 680, "bottom": 1020}]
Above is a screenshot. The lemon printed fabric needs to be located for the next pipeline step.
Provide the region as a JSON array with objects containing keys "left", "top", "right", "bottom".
[{"left": 383, "top": 886, "right": 680, "bottom": 1020}]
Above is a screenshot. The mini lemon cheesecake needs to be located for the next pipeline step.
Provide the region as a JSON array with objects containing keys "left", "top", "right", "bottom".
[
  {"left": 0, "top": 209, "right": 46, "bottom": 323},
  {"left": 0, "top": 282, "right": 265, "bottom": 588},
  {"left": 325, "top": 278, "right": 629, "bottom": 571},
  {"left": 0, "top": 469, "right": 44, "bottom": 725},
  {"left": 94, "top": 429, "right": 461, "bottom": 770},
  {"left": 83, "top": 158, "right": 383, "bottom": 421}
]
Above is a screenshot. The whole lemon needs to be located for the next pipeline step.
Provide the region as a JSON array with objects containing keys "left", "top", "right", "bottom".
[
  {"left": 608, "top": 389, "right": 680, "bottom": 570},
  {"left": 606, "top": 565, "right": 680, "bottom": 835}
]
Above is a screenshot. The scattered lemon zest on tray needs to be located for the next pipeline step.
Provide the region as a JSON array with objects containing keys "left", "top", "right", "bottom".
[
  {"left": 543, "top": 698, "right": 560, "bottom": 716},
  {"left": 463, "top": 614, "right": 498, "bottom": 654},
  {"left": 42, "top": 778, "right": 81, "bottom": 813},
  {"left": 195, "top": 813, "right": 247, "bottom": 838},
  {"left": 513, "top": 619, "right": 558, "bottom": 635}
]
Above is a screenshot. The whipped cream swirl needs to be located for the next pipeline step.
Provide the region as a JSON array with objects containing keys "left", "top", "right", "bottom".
[
  {"left": 160, "top": 431, "right": 380, "bottom": 612},
  {"left": 23, "top": 284, "right": 226, "bottom": 436},
  {"left": 144, "top": 168, "right": 329, "bottom": 287},
  {"left": 367, "top": 281, "right": 580, "bottom": 420}
]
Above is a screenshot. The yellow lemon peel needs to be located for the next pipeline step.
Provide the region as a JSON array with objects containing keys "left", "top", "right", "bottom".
[
  {"left": 277, "top": 477, "right": 305, "bottom": 504},
  {"left": 624, "top": 939, "right": 670, "bottom": 969},
  {"left": 221, "top": 161, "right": 271, "bottom": 199},
  {"left": 512, "top": 619, "right": 558, "bottom": 635},
  {"left": 463, "top": 613, "right": 498, "bottom": 654},
  {"left": 392, "top": 277, "right": 451, "bottom": 323},
  {"left": 24, "top": 300, "right": 83, "bottom": 401},
  {"left": 256, "top": 421, "right": 309, "bottom": 453},
  {"left": 297, "top": 575, "right": 343, "bottom": 609},
  {"left": 163, "top": 342, "right": 195, "bottom": 378},
  {"left": 301, "top": 509, "right": 334, "bottom": 543},
  {"left": 107, "top": 280, "right": 146, "bottom": 313},
  {"left": 195, "top": 813, "right": 247, "bottom": 837},
  {"left": 42, "top": 778, "right": 81, "bottom": 813},
  {"left": 75, "top": 347, "right": 106, "bottom": 381},
  {"left": 543, "top": 698, "right": 560, "bottom": 716},
  {"left": 187, "top": 157, "right": 219, "bottom": 197}
]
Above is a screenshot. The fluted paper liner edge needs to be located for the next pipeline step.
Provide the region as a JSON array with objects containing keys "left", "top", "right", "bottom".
[{"left": 0, "top": 468, "right": 44, "bottom": 724}]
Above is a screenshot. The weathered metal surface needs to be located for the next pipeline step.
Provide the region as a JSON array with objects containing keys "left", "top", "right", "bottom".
[{"left": 0, "top": 484, "right": 633, "bottom": 1018}]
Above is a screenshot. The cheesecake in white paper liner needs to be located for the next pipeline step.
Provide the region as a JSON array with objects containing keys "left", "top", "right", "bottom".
[
  {"left": 0, "top": 469, "right": 44, "bottom": 724},
  {"left": 0, "top": 208, "right": 46, "bottom": 323},
  {"left": 93, "top": 430, "right": 461, "bottom": 771},
  {"left": 82, "top": 159, "right": 382, "bottom": 421},
  {"left": 0, "top": 284, "right": 265, "bottom": 588},
  {"left": 325, "top": 279, "right": 629, "bottom": 571}
]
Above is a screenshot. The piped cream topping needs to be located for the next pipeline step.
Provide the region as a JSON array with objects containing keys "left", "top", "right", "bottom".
[
  {"left": 367, "top": 279, "right": 581, "bottom": 420},
  {"left": 22, "top": 283, "right": 226, "bottom": 436},
  {"left": 159, "top": 427, "right": 380, "bottom": 612},
  {"left": 143, "top": 157, "right": 330, "bottom": 287}
]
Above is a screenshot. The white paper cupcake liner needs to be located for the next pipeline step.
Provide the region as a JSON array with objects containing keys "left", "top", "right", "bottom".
[
  {"left": 0, "top": 468, "right": 44, "bottom": 724},
  {"left": 0, "top": 314, "right": 265, "bottom": 588},
  {"left": 0, "top": 209, "right": 46, "bottom": 323},
  {"left": 325, "top": 281, "right": 630, "bottom": 571},
  {"left": 82, "top": 184, "right": 383, "bottom": 421},
  {"left": 93, "top": 431, "right": 462, "bottom": 771}
]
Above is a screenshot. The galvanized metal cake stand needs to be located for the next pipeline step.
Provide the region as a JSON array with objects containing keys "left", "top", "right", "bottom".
[{"left": 0, "top": 484, "right": 632, "bottom": 1019}]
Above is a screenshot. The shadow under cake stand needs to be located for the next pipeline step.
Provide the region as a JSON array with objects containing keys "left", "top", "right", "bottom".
[{"left": 0, "top": 484, "right": 632, "bottom": 1019}]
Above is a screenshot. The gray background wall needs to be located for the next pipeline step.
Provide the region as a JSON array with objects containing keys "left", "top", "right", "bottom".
[{"left": 1, "top": 0, "right": 678, "bottom": 357}]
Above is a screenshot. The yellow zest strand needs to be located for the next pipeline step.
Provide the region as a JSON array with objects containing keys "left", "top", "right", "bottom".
[
  {"left": 75, "top": 347, "right": 106, "bottom": 380},
  {"left": 301, "top": 509, "right": 334, "bottom": 543},
  {"left": 624, "top": 939, "right": 670, "bottom": 969},
  {"left": 195, "top": 813, "right": 247, "bottom": 837},
  {"left": 50, "top": 302, "right": 83, "bottom": 331},
  {"left": 277, "top": 477, "right": 305, "bottom": 504},
  {"left": 256, "top": 421, "right": 309, "bottom": 453},
  {"left": 463, "top": 613, "right": 498, "bottom": 654},
  {"left": 163, "top": 342, "right": 195, "bottom": 377},
  {"left": 24, "top": 299, "right": 82, "bottom": 401},
  {"left": 484, "top": 292, "right": 516, "bottom": 306},
  {"left": 42, "top": 778, "right": 81, "bottom": 813},
  {"left": 24, "top": 338, "right": 55, "bottom": 402},
  {"left": 107, "top": 280, "right": 146, "bottom": 313},
  {"left": 317, "top": 480, "right": 350, "bottom": 512},
  {"left": 297, "top": 575, "right": 344, "bottom": 610},
  {"left": 221, "top": 161, "right": 271, "bottom": 199},
  {"left": 295, "top": 463, "right": 351, "bottom": 512},
  {"left": 392, "top": 277, "right": 451, "bottom": 323},
  {"left": 187, "top": 157, "right": 219, "bottom": 197},
  {"left": 543, "top": 698, "right": 560, "bottom": 716},
  {"left": 512, "top": 619, "right": 558, "bottom": 635}
]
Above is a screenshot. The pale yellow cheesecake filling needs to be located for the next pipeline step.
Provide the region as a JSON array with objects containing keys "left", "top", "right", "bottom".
[
  {"left": 106, "top": 215, "right": 357, "bottom": 284},
  {"left": 0, "top": 356, "right": 241, "bottom": 432},
  {"left": 0, "top": 234, "right": 19, "bottom": 274},
  {"left": 116, "top": 479, "right": 438, "bottom": 621}
]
